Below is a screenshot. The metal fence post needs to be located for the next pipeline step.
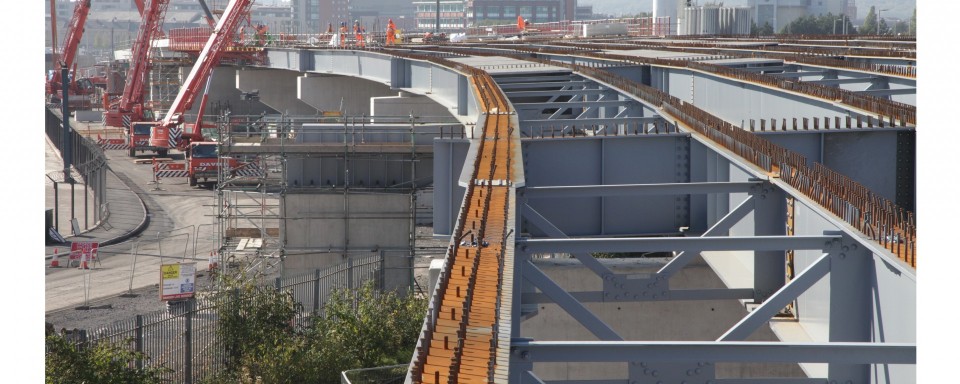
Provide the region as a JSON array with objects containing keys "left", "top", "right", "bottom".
[
  {"left": 275, "top": 276, "right": 282, "bottom": 291},
  {"left": 313, "top": 269, "right": 321, "bottom": 315},
  {"left": 348, "top": 257, "right": 354, "bottom": 289},
  {"left": 84, "top": 172, "right": 89, "bottom": 229},
  {"left": 53, "top": 181, "right": 59, "bottom": 231},
  {"left": 135, "top": 315, "right": 144, "bottom": 370},
  {"left": 184, "top": 299, "right": 194, "bottom": 384}
]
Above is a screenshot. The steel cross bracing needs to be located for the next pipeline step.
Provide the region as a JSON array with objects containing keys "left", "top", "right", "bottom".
[
  {"left": 481, "top": 54, "right": 916, "bottom": 383},
  {"left": 434, "top": 43, "right": 916, "bottom": 124},
  {"left": 243, "top": 43, "right": 915, "bottom": 382},
  {"left": 407, "top": 50, "right": 913, "bottom": 382}
]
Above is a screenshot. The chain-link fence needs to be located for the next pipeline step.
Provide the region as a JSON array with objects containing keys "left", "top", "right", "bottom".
[{"left": 64, "top": 253, "right": 384, "bottom": 383}]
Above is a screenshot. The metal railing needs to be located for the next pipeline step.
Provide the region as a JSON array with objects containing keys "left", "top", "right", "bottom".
[
  {"left": 68, "top": 253, "right": 385, "bottom": 383},
  {"left": 342, "top": 364, "right": 408, "bottom": 384},
  {"left": 45, "top": 107, "right": 109, "bottom": 238}
]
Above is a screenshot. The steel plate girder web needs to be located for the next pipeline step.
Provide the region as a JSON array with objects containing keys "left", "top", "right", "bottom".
[
  {"left": 509, "top": 341, "right": 915, "bottom": 365},
  {"left": 518, "top": 235, "right": 840, "bottom": 254},
  {"left": 522, "top": 259, "right": 623, "bottom": 341},
  {"left": 523, "top": 182, "right": 760, "bottom": 199}
]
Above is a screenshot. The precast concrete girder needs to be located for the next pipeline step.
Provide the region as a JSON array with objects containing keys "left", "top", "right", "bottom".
[
  {"left": 236, "top": 68, "right": 318, "bottom": 115},
  {"left": 509, "top": 341, "right": 915, "bottom": 365},
  {"left": 297, "top": 73, "right": 395, "bottom": 116},
  {"left": 522, "top": 182, "right": 762, "bottom": 199},
  {"left": 518, "top": 236, "right": 840, "bottom": 254}
]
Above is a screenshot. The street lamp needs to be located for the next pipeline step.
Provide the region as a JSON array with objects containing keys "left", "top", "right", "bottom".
[
  {"left": 878, "top": 8, "right": 889, "bottom": 35},
  {"left": 110, "top": 17, "right": 116, "bottom": 61}
]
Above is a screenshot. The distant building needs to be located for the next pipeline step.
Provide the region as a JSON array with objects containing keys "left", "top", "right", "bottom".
[
  {"left": 347, "top": 0, "right": 416, "bottom": 32},
  {"left": 575, "top": 5, "right": 595, "bottom": 21},
  {"left": 748, "top": 0, "right": 857, "bottom": 32},
  {"left": 292, "top": 0, "right": 350, "bottom": 34},
  {"left": 413, "top": 1, "right": 467, "bottom": 31},
  {"left": 467, "top": 0, "right": 577, "bottom": 26},
  {"left": 679, "top": 5, "right": 752, "bottom": 35}
]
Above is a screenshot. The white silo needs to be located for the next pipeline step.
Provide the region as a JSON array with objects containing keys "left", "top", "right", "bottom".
[{"left": 653, "top": 0, "right": 685, "bottom": 35}]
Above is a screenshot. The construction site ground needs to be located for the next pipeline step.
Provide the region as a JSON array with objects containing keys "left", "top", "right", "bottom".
[{"left": 45, "top": 118, "right": 445, "bottom": 332}]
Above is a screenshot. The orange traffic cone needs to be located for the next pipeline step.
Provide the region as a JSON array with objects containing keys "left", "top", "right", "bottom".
[
  {"left": 49, "top": 250, "right": 60, "bottom": 268},
  {"left": 78, "top": 253, "right": 89, "bottom": 270}
]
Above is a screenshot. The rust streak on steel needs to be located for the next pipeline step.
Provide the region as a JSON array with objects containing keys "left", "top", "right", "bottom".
[{"left": 398, "top": 50, "right": 517, "bottom": 383}]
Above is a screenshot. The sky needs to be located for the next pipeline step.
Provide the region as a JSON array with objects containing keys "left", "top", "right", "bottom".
[{"left": 578, "top": 0, "right": 916, "bottom": 21}]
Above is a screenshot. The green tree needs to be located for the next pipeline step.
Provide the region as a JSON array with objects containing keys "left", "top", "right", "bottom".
[
  {"left": 779, "top": 13, "right": 854, "bottom": 35},
  {"left": 862, "top": 6, "right": 876, "bottom": 34},
  {"left": 205, "top": 269, "right": 426, "bottom": 384},
  {"left": 304, "top": 282, "right": 427, "bottom": 379},
  {"left": 758, "top": 21, "right": 774, "bottom": 36},
  {"left": 45, "top": 332, "right": 168, "bottom": 384}
]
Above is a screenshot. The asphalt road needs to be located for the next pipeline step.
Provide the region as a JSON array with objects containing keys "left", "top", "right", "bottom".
[{"left": 45, "top": 123, "right": 218, "bottom": 314}]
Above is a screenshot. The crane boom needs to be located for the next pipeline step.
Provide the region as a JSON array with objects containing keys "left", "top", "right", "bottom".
[
  {"left": 47, "top": 0, "right": 91, "bottom": 96},
  {"left": 151, "top": 0, "right": 256, "bottom": 149},
  {"left": 103, "top": 0, "right": 170, "bottom": 128},
  {"left": 120, "top": 0, "right": 170, "bottom": 113}
]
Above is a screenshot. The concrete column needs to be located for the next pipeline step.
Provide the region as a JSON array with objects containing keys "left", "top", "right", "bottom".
[
  {"left": 236, "top": 68, "right": 318, "bottom": 115},
  {"left": 298, "top": 73, "right": 394, "bottom": 116}
]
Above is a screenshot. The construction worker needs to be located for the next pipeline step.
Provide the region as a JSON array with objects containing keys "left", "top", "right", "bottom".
[
  {"left": 339, "top": 21, "right": 348, "bottom": 47},
  {"left": 386, "top": 18, "right": 397, "bottom": 45},
  {"left": 353, "top": 20, "right": 365, "bottom": 47}
]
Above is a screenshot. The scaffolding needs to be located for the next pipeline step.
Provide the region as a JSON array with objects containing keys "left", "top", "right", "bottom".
[
  {"left": 148, "top": 55, "right": 191, "bottom": 114},
  {"left": 214, "top": 113, "right": 464, "bottom": 280}
]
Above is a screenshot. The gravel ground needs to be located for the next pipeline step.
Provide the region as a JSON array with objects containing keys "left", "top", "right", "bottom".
[{"left": 46, "top": 225, "right": 452, "bottom": 332}]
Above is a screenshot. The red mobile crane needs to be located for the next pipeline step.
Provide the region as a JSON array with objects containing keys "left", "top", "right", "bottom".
[
  {"left": 47, "top": 0, "right": 96, "bottom": 108},
  {"left": 150, "top": 0, "right": 256, "bottom": 152},
  {"left": 103, "top": 0, "right": 171, "bottom": 157}
]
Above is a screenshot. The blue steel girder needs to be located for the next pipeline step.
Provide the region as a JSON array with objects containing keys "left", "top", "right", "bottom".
[{"left": 253, "top": 47, "right": 915, "bottom": 383}]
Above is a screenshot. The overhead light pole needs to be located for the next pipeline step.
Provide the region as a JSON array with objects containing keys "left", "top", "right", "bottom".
[{"left": 878, "top": 8, "right": 889, "bottom": 35}]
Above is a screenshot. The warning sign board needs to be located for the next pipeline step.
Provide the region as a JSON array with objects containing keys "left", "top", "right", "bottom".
[
  {"left": 160, "top": 263, "right": 196, "bottom": 301},
  {"left": 70, "top": 242, "right": 99, "bottom": 261}
]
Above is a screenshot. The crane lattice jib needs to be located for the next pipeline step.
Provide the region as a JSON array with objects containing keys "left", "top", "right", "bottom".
[
  {"left": 152, "top": 0, "right": 254, "bottom": 148},
  {"left": 119, "top": 0, "right": 170, "bottom": 112},
  {"left": 133, "top": 0, "right": 146, "bottom": 15},
  {"left": 51, "top": 0, "right": 91, "bottom": 86}
]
